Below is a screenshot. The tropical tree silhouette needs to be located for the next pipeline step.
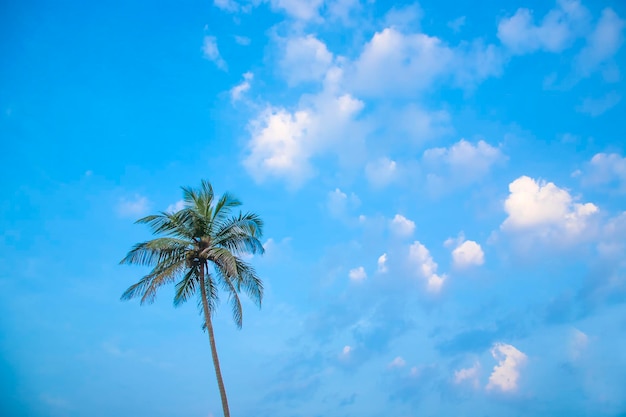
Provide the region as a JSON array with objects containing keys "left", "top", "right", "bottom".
[{"left": 120, "top": 180, "right": 264, "bottom": 417}]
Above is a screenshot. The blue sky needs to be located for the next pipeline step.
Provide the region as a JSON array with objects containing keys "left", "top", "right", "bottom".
[{"left": 1, "top": 0, "right": 626, "bottom": 416}]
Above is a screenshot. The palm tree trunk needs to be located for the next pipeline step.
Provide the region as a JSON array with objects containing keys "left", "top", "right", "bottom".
[{"left": 199, "top": 265, "right": 231, "bottom": 417}]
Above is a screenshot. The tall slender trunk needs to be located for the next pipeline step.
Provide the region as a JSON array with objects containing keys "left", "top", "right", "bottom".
[{"left": 199, "top": 264, "right": 231, "bottom": 417}]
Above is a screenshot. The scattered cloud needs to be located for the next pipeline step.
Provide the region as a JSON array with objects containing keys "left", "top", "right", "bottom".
[
  {"left": 486, "top": 343, "right": 527, "bottom": 392},
  {"left": 280, "top": 35, "right": 334, "bottom": 85},
  {"left": 231, "top": 72, "right": 254, "bottom": 101},
  {"left": 497, "top": 0, "right": 590, "bottom": 55},
  {"left": 580, "top": 153, "right": 626, "bottom": 192},
  {"left": 448, "top": 16, "right": 466, "bottom": 33},
  {"left": 446, "top": 236, "right": 485, "bottom": 269},
  {"left": 203, "top": 36, "right": 227, "bottom": 70},
  {"left": 576, "top": 91, "right": 621, "bottom": 116},
  {"left": 214, "top": 0, "right": 241, "bottom": 13},
  {"left": 327, "top": 188, "right": 360, "bottom": 218},
  {"left": 365, "top": 157, "right": 398, "bottom": 188},
  {"left": 501, "top": 175, "right": 598, "bottom": 240},
  {"left": 243, "top": 79, "right": 366, "bottom": 187},
  {"left": 423, "top": 139, "right": 505, "bottom": 192},
  {"left": 166, "top": 200, "right": 185, "bottom": 213},
  {"left": 383, "top": 3, "right": 422, "bottom": 31},
  {"left": 377, "top": 253, "right": 388, "bottom": 274},
  {"left": 117, "top": 194, "right": 150, "bottom": 218},
  {"left": 349, "top": 266, "right": 367, "bottom": 282},
  {"left": 454, "top": 361, "right": 480, "bottom": 387},
  {"left": 569, "top": 328, "right": 589, "bottom": 360},
  {"left": 388, "top": 356, "right": 406, "bottom": 369},
  {"left": 234, "top": 35, "right": 251, "bottom": 45},
  {"left": 574, "top": 8, "right": 625, "bottom": 79},
  {"left": 390, "top": 214, "right": 416, "bottom": 238},
  {"left": 350, "top": 28, "right": 503, "bottom": 97},
  {"left": 408, "top": 241, "right": 446, "bottom": 293},
  {"left": 269, "top": 0, "right": 324, "bottom": 21}
]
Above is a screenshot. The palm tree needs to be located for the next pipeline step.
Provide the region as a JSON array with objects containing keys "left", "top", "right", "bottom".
[{"left": 120, "top": 180, "right": 264, "bottom": 417}]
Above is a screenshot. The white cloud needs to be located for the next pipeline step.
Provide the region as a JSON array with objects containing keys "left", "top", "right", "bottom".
[
  {"left": 383, "top": 3, "right": 422, "bottom": 31},
  {"left": 454, "top": 361, "right": 480, "bottom": 387},
  {"left": 501, "top": 176, "right": 598, "bottom": 238},
  {"left": 203, "top": 36, "right": 227, "bottom": 70},
  {"left": 231, "top": 72, "right": 254, "bottom": 102},
  {"left": 234, "top": 35, "right": 251, "bottom": 46},
  {"left": 580, "top": 152, "right": 626, "bottom": 192},
  {"left": 569, "top": 328, "right": 589, "bottom": 360},
  {"left": 280, "top": 35, "right": 333, "bottom": 85},
  {"left": 408, "top": 241, "right": 446, "bottom": 293},
  {"left": 448, "top": 16, "right": 466, "bottom": 33},
  {"left": 214, "top": 0, "right": 240, "bottom": 12},
  {"left": 394, "top": 105, "right": 453, "bottom": 144},
  {"left": 390, "top": 214, "right": 415, "bottom": 238},
  {"left": 166, "top": 200, "right": 185, "bottom": 213},
  {"left": 341, "top": 345, "right": 352, "bottom": 358},
  {"left": 365, "top": 157, "right": 398, "bottom": 188},
  {"left": 576, "top": 91, "right": 621, "bottom": 117},
  {"left": 270, "top": 0, "right": 324, "bottom": 21},
  {"left": 388, "top": 356, "right": 406, "bottom": 369},
  {"left": 486, "top": 343, "right": 527, "bottom": 392},
  {"left": 327, "top": 188, "right": 360, "bottom": 218},
  {"left": 243, "top": 81, "right": 366, "bottom": 187},
  {"left": 497, "top": 0, "right": 590, "bottom": 54},
  {"left": 423, "top": 139, "right": 505, "bottom": 192},
  {"left": 348, "top": 266, "right": 367, "bottom": 282},
  {"left": 350, "top": 28, "right": 502, "bottom": 97},
  {"left": 575, "top": 8, "right": 625, "bottom": 78},
  {"left": 451, "top": 239, "right": 485, "bottom": 269},
  {"left": 117, "top": 194, "right": 150, "bottom": 218},
  {"left": 326, "top": 0, "right": 361, "bottom": 24},
  {"left": 377, "top": 253, "right": 388, "bottom": 274}
]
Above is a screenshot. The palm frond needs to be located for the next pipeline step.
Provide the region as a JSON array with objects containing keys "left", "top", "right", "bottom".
[
  {"left": 121, "top": 255, "right": 186, "bottom": 304},
  {"left": 211, "top": 192, "right": 242, "bottom": 230},
  {"left": 204, "top": 247, "right": 238, "bottom": 279},
  {"left": 216, "top": 268, "right": 244, "bottom": 328},
  {"left": 120, "top": 238, "right": 190, "bottom": 266},
  {"left": 173, "top": 267, "right": 198, "bottom": 307},
  {"left": 233, "top": 258, "right": 263, "bottom": 308}
]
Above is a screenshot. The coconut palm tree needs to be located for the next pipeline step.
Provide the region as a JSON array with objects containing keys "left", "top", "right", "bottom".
[{"left": 120, "top": 180, "right": 264, "bottom": 417}]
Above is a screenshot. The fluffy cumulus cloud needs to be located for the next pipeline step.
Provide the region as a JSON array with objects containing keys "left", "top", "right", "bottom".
[
  {"left": 243, "top": 87, "right": 365, "bottom": 187},
  {"left": 203, "top": 36, "right": 227, "bottom": 70},
  {"left": 377, "top": 253, "right": 388, "bottom": 274},
  {"left": 486, "top": 343, "right": 527, "bottom": 392},
  {"left": 580, "top": 153, "right": 626, "bottom": 192},
  {"left": 350, "top": 28, "right": 502, "bottom": 97},
  {"left": 390, "top": 214, "right": 416, "bottom": 238},
  {"left": 497, "top": 0, "right": 590, "bottom": 55},
  {"left": 449, "top": 238, "right": 485, "bottom": 269},
  {"left": 280, "top": 35, "right": 334, "bottom": 85},
  {"left": 423, "top": 139, "right": 505, "bottom": 191},
  {"left": 408, "top": 241, "right": 446, "bottom": 292},
  {"left": 454, "top": 362, "right": 480, "bottom": 387},
  {"left": 501, "top": 176, "right": 598, "bottom": 240},
  {"left": 349, "top": 266, "right": 367, "bottom": 282}
]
